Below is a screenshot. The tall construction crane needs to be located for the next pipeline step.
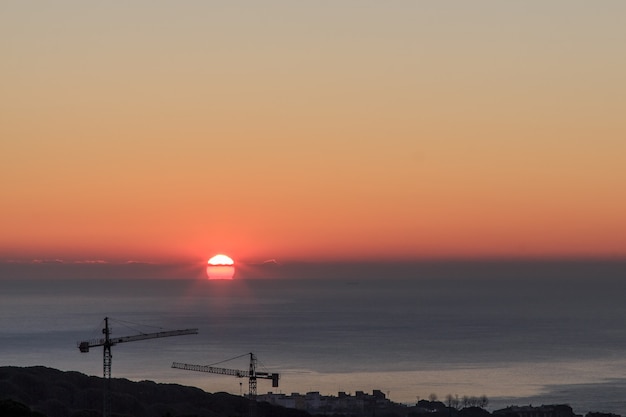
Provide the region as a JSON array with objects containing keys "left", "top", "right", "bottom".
[
  {"left": 78, "top": 317, "right": 198, "bottom": 417},
  {"left": 172, "top": 352, "right": 279, "bottom": 398}
]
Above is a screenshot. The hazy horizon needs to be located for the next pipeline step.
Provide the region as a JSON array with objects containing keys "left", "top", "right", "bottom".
[{"left": 2, "top": 258, "right": 625, "bottom": 281}]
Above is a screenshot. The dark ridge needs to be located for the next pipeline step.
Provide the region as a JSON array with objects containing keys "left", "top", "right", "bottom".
[{"left": 0, "top": 366, "right": 310, "bottom": 417}]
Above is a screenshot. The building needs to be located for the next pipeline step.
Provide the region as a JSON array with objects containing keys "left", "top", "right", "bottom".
[{"left": 257, "top": 389, "right": 397, "bottom": 415}]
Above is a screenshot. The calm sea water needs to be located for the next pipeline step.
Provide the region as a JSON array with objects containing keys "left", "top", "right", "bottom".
[{"left": 2, "top": 265, "right": 626, "bottom": 414}]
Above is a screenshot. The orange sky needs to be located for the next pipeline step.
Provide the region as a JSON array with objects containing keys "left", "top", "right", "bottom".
[{"left": 1, "top": 2, "right": 625, "bottom": 263}]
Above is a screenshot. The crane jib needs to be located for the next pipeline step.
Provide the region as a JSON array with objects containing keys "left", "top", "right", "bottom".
[
  {"left": 171, "top": 362, "right": 248, "bottom": 378},
  {"left": 171, "top": 362, "right": 280, "bottom": 388},
  {"left": 77, "top": 328, "right": 198, "bottom": 353}
]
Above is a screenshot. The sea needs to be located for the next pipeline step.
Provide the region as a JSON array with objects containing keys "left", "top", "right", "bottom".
[{"left": 2, "top": 261, "right": 626, "bottom": 415}]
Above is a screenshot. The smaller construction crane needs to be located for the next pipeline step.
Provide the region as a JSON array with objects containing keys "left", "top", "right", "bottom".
[
  {"left": 172, "top": 352, "right": 279, "bottom": 398},
  {"left": 78, "top": 317, "right": 198, "bottom": 417}
]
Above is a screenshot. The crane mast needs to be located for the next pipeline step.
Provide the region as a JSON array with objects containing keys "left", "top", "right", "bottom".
[
  {"left": 78, "top": 317, "right": 198, "bottom": 417},
  {"left": 172, "top": 352, "right": 279, "bottom": 398}
]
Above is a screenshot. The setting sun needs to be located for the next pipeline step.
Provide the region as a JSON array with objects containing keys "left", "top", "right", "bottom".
[
  {"left": 208, "top": 254, "right": 234, "bottom": 266},
  {"left": 206, "top": 254, "right": 235, "bottom": 280}
]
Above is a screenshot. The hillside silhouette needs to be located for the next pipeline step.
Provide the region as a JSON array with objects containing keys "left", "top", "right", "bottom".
[{"left": 0, "top": 366, "right": 310, "bottom": 417}]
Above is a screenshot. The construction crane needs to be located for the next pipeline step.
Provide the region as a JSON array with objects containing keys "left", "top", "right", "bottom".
[
  {"left": 172, "top": 352, "right": 279, "bottom": 398},
  {"left": 78, "top": 317, "right": 198, "bottom": 417}
]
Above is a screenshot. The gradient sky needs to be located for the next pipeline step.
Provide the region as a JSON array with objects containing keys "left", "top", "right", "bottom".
[{"left": 2, "top": 2, "right": 625, "bottom": 264}]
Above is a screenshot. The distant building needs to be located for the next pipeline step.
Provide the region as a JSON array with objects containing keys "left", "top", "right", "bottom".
[{"left": 257, "top": 389, "right": 397, "bottom": 415}]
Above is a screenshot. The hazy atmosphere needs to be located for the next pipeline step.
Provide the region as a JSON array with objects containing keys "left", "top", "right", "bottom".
[
  {"left": 3, "top": 3, "right": 626, "bottom": 417},
  {"left": 2, "top": 1, "right": 626, "bottom": 265}
]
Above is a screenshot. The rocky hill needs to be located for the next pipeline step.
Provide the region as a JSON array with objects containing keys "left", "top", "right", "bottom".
[{"left": 0, "top": 366, "right": 310, "bottom": 417}]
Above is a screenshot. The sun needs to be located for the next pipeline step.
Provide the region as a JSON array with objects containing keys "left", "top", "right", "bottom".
[
  {"left": 206, "top": 254, "right": 235, "bottom": 279},
  {"left": 208, "top": 254, "right": 234, "bottom": 266}
]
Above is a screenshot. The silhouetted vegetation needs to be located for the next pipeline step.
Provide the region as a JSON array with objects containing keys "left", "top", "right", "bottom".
[{"left": 0, "top": 366, "right": 310, "bottom": 417}]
